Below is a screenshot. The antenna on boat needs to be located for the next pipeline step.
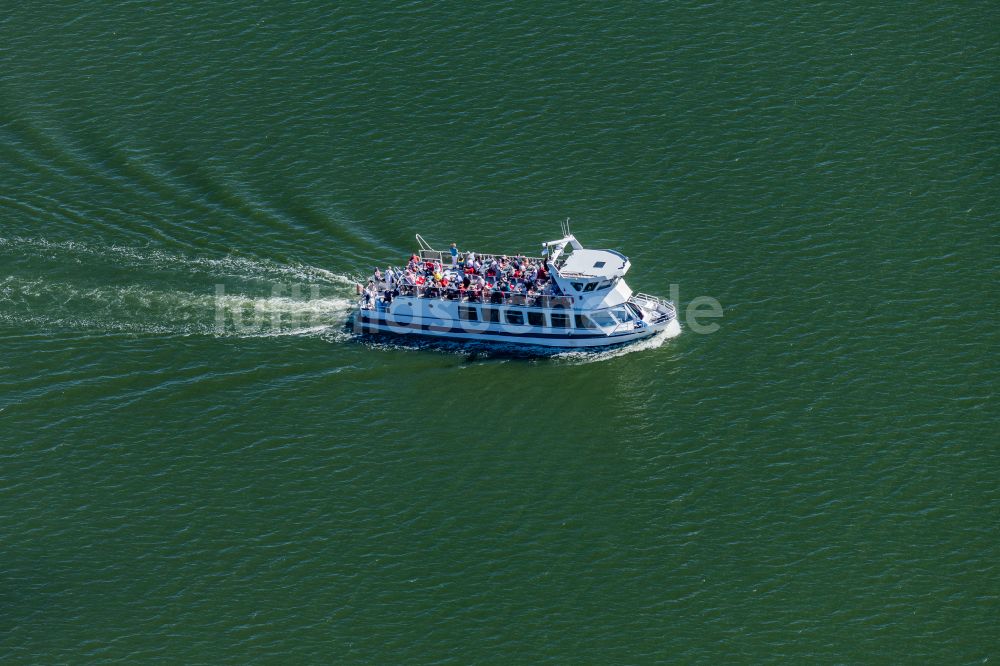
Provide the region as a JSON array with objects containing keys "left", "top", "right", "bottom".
[{"left": 561, "top": 217, "right": 571, "bottom": 237}]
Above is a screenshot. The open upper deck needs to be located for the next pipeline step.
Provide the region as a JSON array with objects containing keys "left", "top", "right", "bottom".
[
  {"left": 416, "top": 235, "right": 628, "bottom": 280},
  {"left": 402, "top": 229, "right": 636, "bottom": 310}
]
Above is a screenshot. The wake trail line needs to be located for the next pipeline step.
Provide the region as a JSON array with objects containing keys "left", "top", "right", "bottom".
[
  {"left": 0, "top": 237, "right": 361, "bottom": 337},
  {"left": 0, "top": 235, "right": 357, "bottom": 286}
]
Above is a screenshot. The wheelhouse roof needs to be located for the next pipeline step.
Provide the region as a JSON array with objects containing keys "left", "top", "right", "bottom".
[{"left": 558, "top": 249, "right": 629, "bottom": 278}]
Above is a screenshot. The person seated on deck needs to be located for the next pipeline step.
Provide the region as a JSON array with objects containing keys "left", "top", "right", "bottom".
[{"left": 490, "top": 288, "right": 504, "bottom": 304}]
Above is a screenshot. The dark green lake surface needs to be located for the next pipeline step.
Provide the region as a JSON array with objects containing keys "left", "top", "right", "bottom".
[{"left": 1, "top": 2, "right": 997, "bottom": 663}]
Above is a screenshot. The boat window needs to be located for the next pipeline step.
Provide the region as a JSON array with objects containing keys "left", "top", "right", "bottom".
[
  {"left": 609, "top": 306, "right": 633, "bottom": 323},
  {"left": 527, "top": 311, "right": 545, "bottom": 327},
  {"left": 625, "top": 302, "right": 644, "bottom": 320},
  {"left": 583, "top": 282, "right": 597, "bottom": 292},
  {"left": 458, "top": 305, "right": 478, "bottom": 321},
  {"left": 482, "top": 307, "right": 501, "bottom": 323},
  {"left": 571, "top": 282, "right": 583, "bottom": 292},
  {"left": 575, "top": 314, "right": 597, "bottom": 329},
  {"left": 593, "top": 261, "right": 606, "bottom": 269},
  {"left": 550, "top": 312, "right": 570, "bottom": 329},
  {"left": 596, "top": 280, "right": 612, "bottom": 290},
  {"left": 505, "top": 309, "right": 524, "bottom": 325},
  {"left": 590, "top": 312, "right": 617, "bottom": 328}
]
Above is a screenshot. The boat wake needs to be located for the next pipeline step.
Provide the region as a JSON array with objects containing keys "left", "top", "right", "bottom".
[
  {"left": 1, "top": 235, "right": 678, "bottom": 362},
  {"left": 0, "top": 235, "right": 354, "bottom": 286},
  {"left": 0, "top": 236, "right": 357, "bottom": 338}
]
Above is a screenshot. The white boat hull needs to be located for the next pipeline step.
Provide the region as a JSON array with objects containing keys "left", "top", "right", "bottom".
[{"left": 353, "top": 302, "right": 680, "bottom": 349}]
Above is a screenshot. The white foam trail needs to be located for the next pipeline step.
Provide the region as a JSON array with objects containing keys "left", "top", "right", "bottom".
[
  {"left": 0, "top": 235, "right": 355, "bottom": 285},
  {"left": 0, "top": 235, "right": 362, "bottom": 338},
  {"left": 0, "top": 276, "right": 356, "bottom": 338}
]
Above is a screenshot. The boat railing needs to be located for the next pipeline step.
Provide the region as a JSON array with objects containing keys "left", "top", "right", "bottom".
[
  {"left": 364, "top": 281, "right": 574, "bottom": 310},
  {"left": 418, "top": 250, "right": 546, "bottom": 266},
  {"left": 629, "top": 292, "right": 676, "bottom": 323}
]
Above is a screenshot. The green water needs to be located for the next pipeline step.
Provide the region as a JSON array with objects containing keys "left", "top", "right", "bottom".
[{"left": 2, "top": 2, "right": 997, "bottom": 663}]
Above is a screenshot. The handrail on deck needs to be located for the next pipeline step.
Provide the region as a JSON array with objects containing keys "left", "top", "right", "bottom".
[
  {"left": 629, "top": 292, "right": 676, "bottom": 322},
  {"left": 631, "top": 292, "right": 674, "bottom": 308},
  {"left": 418, "top": 249, "right": 546, "bottom": 265},
  {"left": 415, "top": 234, "right": 435, "bottom": 252},
  {"left": 364, "top": 280, "right": 573, "bottom": 310}
]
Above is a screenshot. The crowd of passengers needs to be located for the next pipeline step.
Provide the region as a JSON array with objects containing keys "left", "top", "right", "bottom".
[{"left": 361, "top": 250, "right": 565, "bottom": 310}]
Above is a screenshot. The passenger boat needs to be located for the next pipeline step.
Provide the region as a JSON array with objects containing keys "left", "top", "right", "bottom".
[{"left": 353, "top": 222, "right": 680, "bottom": 349}]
